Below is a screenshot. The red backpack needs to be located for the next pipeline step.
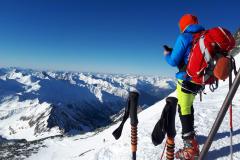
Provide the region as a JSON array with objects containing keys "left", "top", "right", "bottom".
[{"left": 186, "top": 27, "right": 236, "bottom": 85}]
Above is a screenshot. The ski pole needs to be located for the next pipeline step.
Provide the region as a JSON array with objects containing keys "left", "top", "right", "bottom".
[
  {"left": 229, "top": 59, "right": 233, "bottom": 160},
  {"left": 129, "top": 91, "right": 139, "bottom": 160},
  {"left": 165, "top": 137, "right": 175, "bottom": 160},
  {"left": 199, "top": 68, "right": 240, "bottom": 160}
]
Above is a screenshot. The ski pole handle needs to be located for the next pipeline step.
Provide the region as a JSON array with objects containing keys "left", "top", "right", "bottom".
[
  {"left": 129, "top": 91, "right": 139, "bottom": 160},
  {"left": 129, "top": 91, "right": 139, "bottom": 126},
  {"left": 131, "top": 126, "right": 137, "bottom": 160}
]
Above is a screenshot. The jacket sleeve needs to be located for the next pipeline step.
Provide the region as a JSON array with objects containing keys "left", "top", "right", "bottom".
[{"left": 165, "top": 35, "right": 188, "bottom": 67}]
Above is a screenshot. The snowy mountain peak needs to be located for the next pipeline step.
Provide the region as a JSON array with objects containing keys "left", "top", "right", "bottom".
[
  {"left": 0, "top": 68, "right": 175, "bottom": 141},
  {"left": 230, "top": 28, "right": 240, "bottom": 56}
]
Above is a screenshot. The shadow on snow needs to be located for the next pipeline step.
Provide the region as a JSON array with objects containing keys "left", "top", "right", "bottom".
[{"left": 197, "top": 128, "right": 240, "bottom": 159}]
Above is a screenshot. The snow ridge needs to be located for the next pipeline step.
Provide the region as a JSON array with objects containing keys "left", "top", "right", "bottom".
[{"left": 0, "top": 68, "right": 175, "bottom": 141}]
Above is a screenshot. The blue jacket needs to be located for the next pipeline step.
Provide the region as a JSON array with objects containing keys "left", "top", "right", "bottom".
[{"left": 165, "top": 24, "right": 205, "bottom": 80}]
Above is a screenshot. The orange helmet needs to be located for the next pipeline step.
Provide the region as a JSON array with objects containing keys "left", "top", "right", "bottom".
[{"left": 179, "top": 14, "right": 198, "bottom": 33}]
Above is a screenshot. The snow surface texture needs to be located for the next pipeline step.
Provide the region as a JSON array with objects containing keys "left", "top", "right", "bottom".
[
  {"left": 25, "top": 31, "right": 240, "bottom": 160},
  {"left": 25, "top": 53, "right": 240, "bottom": 160},
  {"left": 2, "top": 29, "right": 240, "bottom": 160},
  {"left": 0, "top": 68, "right": 175, "bottom": 141}
]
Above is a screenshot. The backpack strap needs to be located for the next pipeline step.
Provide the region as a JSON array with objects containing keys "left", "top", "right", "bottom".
[
  {"left": 230, "top": 56, "right": 237, "bottom": 76},
  {"left": 178, "top": 61, "right": 187, "bottom": 72},
  {"left": 200, "top": 36, "right": 211, "bottom": 61},
  {"left": 192, "top": 30, "right": 207, "bottom": 48},
  {"left": 199, "top": 90, "right": 203, "bottom": 102},
  {"left": 199, "top": 88, "right": 207, "bottom": 102},
  {"left": 209, "top": 79, "right": 218, "bottom": 92},
  {"left": 178, "top": 31, "right": 206, "bottom": 73}
]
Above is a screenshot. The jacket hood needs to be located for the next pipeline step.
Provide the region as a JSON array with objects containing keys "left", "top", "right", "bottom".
[
  {"left": 179, "top": 14, "right": 199, "bottom": 32},
  {"left": 184, "top": 24, "right": 205, "bottom": 33}
]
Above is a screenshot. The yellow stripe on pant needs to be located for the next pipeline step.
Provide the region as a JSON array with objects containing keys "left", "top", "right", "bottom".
[{"left": 177, "top": 80, "right": 195, "bottom": 115}]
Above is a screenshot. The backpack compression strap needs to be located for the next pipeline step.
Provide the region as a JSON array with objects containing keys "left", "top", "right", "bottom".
[
  {"left": 199, "top": 36, "right": 212, "bottom": 63},
  {"left": 178, "top": 31, "right": 206, "bottom": 73}
]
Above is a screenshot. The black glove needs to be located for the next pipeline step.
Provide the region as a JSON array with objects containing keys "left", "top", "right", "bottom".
[{"left": 163, "top": 45, "right": 173, "bottom": 52}]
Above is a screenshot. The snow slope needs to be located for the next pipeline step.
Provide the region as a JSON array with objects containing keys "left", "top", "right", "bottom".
[
  {"left": 23, "top": 53, "right": 240, "bottom": 160},
  {"left": 26, "top": 80, "right": 240, "bottom": 160},
  {"left": 0, "top": 69, "right": 175, "bottom": 141},
  {"left": 23, "top": 39, "right": 240, "bottom": 160},
  {"left": 2, "top": 29, "right": 240, "bottom": 160}
]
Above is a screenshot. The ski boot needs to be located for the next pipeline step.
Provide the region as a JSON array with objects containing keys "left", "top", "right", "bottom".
[{"left": 175, "top": 133, "right": 199, "bottom": 160}]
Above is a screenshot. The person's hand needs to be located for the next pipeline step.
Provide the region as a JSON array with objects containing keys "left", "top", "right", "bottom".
[{"left": 164, "top": 50, "right": 170, "bottom": 56}]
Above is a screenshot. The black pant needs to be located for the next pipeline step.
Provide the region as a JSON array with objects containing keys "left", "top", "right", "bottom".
[{"left": 178, "top": 105, "right": 194, "bottom": 136}]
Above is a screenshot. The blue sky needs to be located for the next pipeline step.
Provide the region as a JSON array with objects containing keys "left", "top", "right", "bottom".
[{"left": 0, "top": 0, "right": 239, "bottom": 76}]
